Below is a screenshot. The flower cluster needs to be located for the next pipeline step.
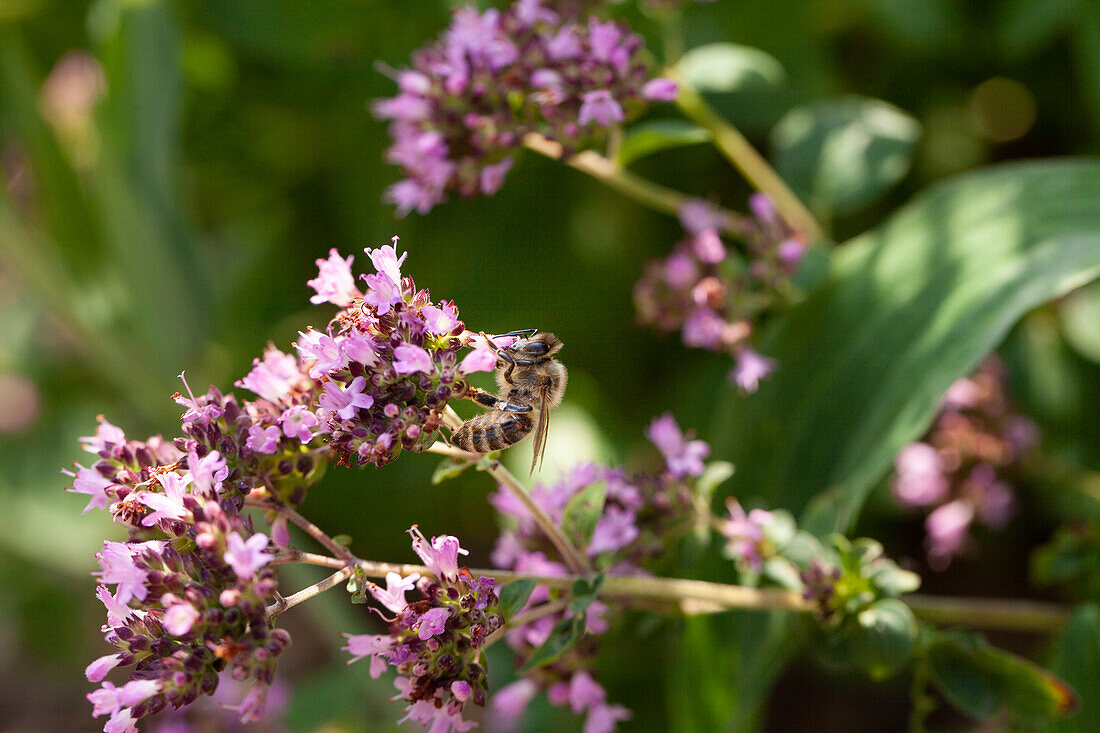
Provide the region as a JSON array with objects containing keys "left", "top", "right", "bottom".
[
  {"left": 77, "top": 419, "right": 288, "bottom": 732},
  {"left": 374, "top": 0, "right": 678, "bottom": 215},
  {"left": 301, "top": 240, "right": 498, "bottom": 467},
  {"left": 487, "top": 415, "right": 709, "bottom": 731},
  {"left": 890, "top": 359, "right": 1038, "bottom": 569},
  {"left": 344, "top": 528, "right": 502, "bottom": 732},
  {"left": 634, "top": 194, "right": 808, "bottom": 392}
]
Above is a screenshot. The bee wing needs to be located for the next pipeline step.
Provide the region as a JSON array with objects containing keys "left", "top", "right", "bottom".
[{"left": 529, "top": 386, "right": 552, "bottom": 475}]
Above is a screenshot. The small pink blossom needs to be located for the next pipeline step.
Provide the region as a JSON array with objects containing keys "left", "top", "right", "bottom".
[
  {"left": 237, "top": 347, "right": 301, "bottom": 402},
  {"left": 319, "top": 376, "right": 375, "bottom": 420},
  {"left": 422, "top": 302, "right": 460, "bottom": 335},
  {"left": 95, "top": 541, "right": 148, "bottom": 604},
  {"left": 731, "top": 347, "right": 776, "bottom": 393},
  {"left": 459, "top": 346, "right": 498, "bottom": 374},
  {"left": 409, "top": 526, "right": 468, "bottom": 582},
  {"left": 578, "top": 90, "right": 624, "bottom": 126},
  {"left": 642, "top": 78, "right": 679, "bottom": 101},
  {"left": 307, "top": 248, "right": 360, "bottom": 306},
  {"left": 162, "top": 601, "right": 199, "bottom": 635},
  {"left": 393, "top": 343, "right": 434, "bottom": 374},
  {"left": 568, "top": 671, "right": 606, "bottom": 713},
  {"left": 692, "top": 229, "right": 726, "bottom": 264},
  {"left": 585, "top": 703, "right": 632, "bottom": 733},
  {"left": 279, "top": 405, "right": 319, "bottom": 442},
  {"left": 362, "top": 271, "right": 404, "bottom": 315},
  {"left": 296, "top": 329, "right": 346, "bottom": 378},
  {"left": 646, "top": 413, "right": 710, "bottom": 478},
  {"left": 493, "top": 678, "right": 538, "bottom": 719},
  {"left": 480, "top": 157, "right": 515, "bottom": 195},
  {"left": 343, "top": 633, "right": 395, "bottom": 678},
  {"left": 189, "top": 448, "right": 228, "bottom": 496},
  {"left": 368, "top": 571, "right": 421, "bottom": 614},
  {"left": 587, "top": 506, "right": 638, "bottom": 557},
  {"left": 137, "top": 471, "right": 191, "bottom": 526},
  {"left": 416, "top": 607, "right": 451, "bottom": 640},
  {"left": 67, "top": 464, "right": 115, "bottom": 514},
  {"left": 926, "top": 500, "right": 974, "bottom": 569},
  {"left": 86, "top": 653, "right": 123, "bottom": 682},
  {"left": 79, "top": 417, "right": 126, "bottom": 454},
  {"left": 245, "top": 423, "right": 282, "bottom": 454},
  {"left": 366, "top": 239, "right": 407, "bottom": 282},
  {"left": 224, "top": 532, "right": 273, "bottom": 579},
  {"left": 891, "top": 442, "right": 948, "bottom": 507}
]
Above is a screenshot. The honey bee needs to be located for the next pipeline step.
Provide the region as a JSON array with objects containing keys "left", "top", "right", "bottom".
[{"left": 452, "top": 330, "right": 567, "bottom": 472}]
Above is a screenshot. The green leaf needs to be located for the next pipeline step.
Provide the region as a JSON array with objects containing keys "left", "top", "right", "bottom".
[
  {"left": 719, "top": 160, "right": 1100, "bottom": 534},
  {"left": 676, "top": 43, "right": 786, "bottom": 94},
  {"left": 431, "top": 457, "right": 474, "bottom": 485},
  {"left": 568, "top": 573, "right": 604, "bottom": 615},
  {"left": 499, "top": 579, "right": 537, "bottom": 621},
  {"left": 770, "top": 96, "right": 921, "bottom": 216},
  {"left": 521, "top": 615, "right": 585, "bottom": 673},
  {"left": 560, "top": 480, "right": 608, "bottom": 550},
  {"left": 1050, "top": 604, "right": 1100, "bottom": 732},
  {"left": 1060, "top": 279, "right": 1100, "bottom": 363},
  {"left": 617, "top": 120, "right": 711, "bottom": 166},
  {"left": 927, "top": 630, "right": 1077, "bottom": 722},
  {"left": 847, "top": 599, "right": 917, "bottom": 680}
]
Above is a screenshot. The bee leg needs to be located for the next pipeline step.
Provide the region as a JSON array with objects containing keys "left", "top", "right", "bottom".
[{"left": 466, "top": 387, "right": 531, "bottom": 412}]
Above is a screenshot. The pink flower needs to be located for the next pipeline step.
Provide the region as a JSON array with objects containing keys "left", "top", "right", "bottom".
[
  {"left": 307, "top": 248, "right": 360, "bottom": 306},
  {"left": 362, "top": 272, "right": 404, "bottom": 315},
  {"left": 279, "top": 405, "right": 319, "bottom": 442},
  {"left": 642, "top": 78, "right": 679, "bottom": 101},
  {"left": 416, "top": 607, "right": 451, "bottom": 640},
  {"left": 393, "top": 343, "right": 434, "bottom": 374},
  {"left": 578, "top": 90, "right": 624, "bottom": 126},
  {"left": 67, "top": 464, "right": 115, "bottom": 514},
  {"left": 224, "top": 532, "right": 273, "bottom": 579},
  {"left": 587, "top": 506, "right": 638, "bottom": 556},
  {"left": 683, "top": 308, "right": 726, "bottom": 350},
  {"left": 237, "top": 347, "right": 301, "bottom": 402},
  {"left": 422, "top": 302, "right": 459, "bottom": 335},
  {"left": 679, "top": 199, "right": 732, "bottom": 235},
  {"left": 493, "top": 679, "right": 538, "bottom": 720},
  {"left": 85, "top": 653, "right": 123, "bottom": 683},
  {"left": 926, "top": 500, "right": 974, "bottom": 568},
  {"left": 368, "top": 571, "right": 421, "bottom": 614},
  {"left": 721, "top": 498, "right": 773, "bottom": 571},
  {"left": 162, "top": 601, "right": 199, "bottom": 635},
  {"left": 136, "top": 471, "right": 191, "bottom": 526},
  {"left": 365, "top": 239, "right": 408, "bottom": 284},
  {"left": 409, "top": 526, "right": 468, "bottom": 582},
  {"left": 585, "top": 703, "right": 632, "bottom": 733},
  {"left": 568, "top": 671, "right": 606, "bottom": 713},
  {"left": 296, "top": 329, "right": 346, "bottom": 378},
  {"left": 343, "top": 633, "right": 395, "bottom": 678},
  {"left": 692, "top": 229, "right": 726, "bottom": 264},
  {"left": 320, "top": 376, "right": 375, "bottom": 420},
  {"left": 646, "top": 413, "right": 710, "bottom": 478},
  {"left": 94, "top": 541, "right": 148, "bottom": 604},
  {"left": 189, "top": 448, "right": 228, "bottom": 496},
  {"left": 459, "top": 346, "right": 498, "bottom": 374},
  {"left": 480, "top": 157, "right": 515, "bottom": 195},
  {"left": 79, "top": 417, "right": 126, "bottom": 454},
  {"left": 245, "top": 423, "right": 282, "bottom": 454},
  {"left": 891, "top": 442, "right": 948, "bottom": 507},
  {"left": 731, "top": 347, "right": 776, "bottom": 393}
]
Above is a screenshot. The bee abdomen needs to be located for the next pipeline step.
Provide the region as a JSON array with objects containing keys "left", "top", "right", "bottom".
[{"left": 453, "top": 412, "right": 533, "bottom": 453}]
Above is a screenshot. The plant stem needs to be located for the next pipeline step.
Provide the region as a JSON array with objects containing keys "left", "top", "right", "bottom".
[
  {"left": 290, "top": 551, "right": 1068, "bottom": 633},
  {"left": 902, "top": 594, "right": 1068, "bottom": 634},
  {"left": 266, "top": 567, "right": 353, "bottom": 619},
  {"left": 522, "top": 131, "right": 746, "bottom": 234},
  {"left": 673, "top": 83, "right": 824, "bottom": 242},
  {"left": 249, "top": 499, "right": 358, "bottom": 567},
  {"left": 434, "top": 407, "right": 592, "bottom": 575}
]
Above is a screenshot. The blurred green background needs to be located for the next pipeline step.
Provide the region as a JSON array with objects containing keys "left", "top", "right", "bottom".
[{"left": 2, "top": 0, "right": 1099, "bottom": 730}]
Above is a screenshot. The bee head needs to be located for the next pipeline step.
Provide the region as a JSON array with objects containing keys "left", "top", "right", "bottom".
[{"left": 511, "top": 332, "right": 562, "bottom": 358}]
